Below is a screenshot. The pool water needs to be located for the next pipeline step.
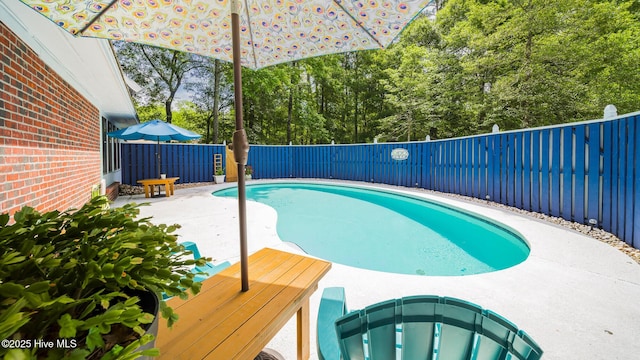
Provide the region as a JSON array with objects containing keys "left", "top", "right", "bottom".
[{"left": 213, "top": 183, "right": 530, "bottom": 276}]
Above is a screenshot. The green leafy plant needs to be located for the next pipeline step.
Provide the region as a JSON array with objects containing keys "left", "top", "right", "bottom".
[
  {"left": 215, "top": 167, "right": 224, "bottom": 176},
  {"left": 0, "top": 197, "right": 210, "bottom": 359},
  {"left": 245, "top": 165, "right": 252, "bottom": 176}
]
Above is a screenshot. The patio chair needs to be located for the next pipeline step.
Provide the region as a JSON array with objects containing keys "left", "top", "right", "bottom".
[
  {"left": 163, "top": 242, "right": 230, "bottom": 300},
  {"left": 317, "top": 287, "right": 543, "bottom": 360},
  {"left": 181, "top": 241, "right": 231, "bottom": 277}
]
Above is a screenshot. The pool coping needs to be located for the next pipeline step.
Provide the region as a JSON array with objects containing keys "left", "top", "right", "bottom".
[{"left": 113, "top": 179, "right": 640, "bottom": 360}]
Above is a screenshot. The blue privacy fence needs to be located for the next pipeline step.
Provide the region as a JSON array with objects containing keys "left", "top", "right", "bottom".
[
  {"left": 120, "top": 143, "right": 227, "bottom": 184},
  {"left": 121, "top": 112, "right": 640, "bottom": 249}
]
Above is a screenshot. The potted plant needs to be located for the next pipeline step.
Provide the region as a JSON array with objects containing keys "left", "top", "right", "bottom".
[
  {"left": 0, "top": 196, "right": 209, "bottom": 359},
  {"left": 214, "top": 167, "right": 225, "bottom": 184},
  {"left": 245, "top": 165, "right": 253, "bottom": 180}
]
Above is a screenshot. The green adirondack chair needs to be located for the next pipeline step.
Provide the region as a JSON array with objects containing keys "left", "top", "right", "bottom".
[
  {"left": 181, "top": 241, "right": 231, "bottom": 277},
  {"left": 317, "top": 287, "right": 543, "bottom": 360}
]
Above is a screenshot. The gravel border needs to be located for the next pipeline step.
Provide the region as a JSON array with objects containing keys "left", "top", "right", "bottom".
[{"left": 118, "top": 182, "right": 640, "bottom": 265}]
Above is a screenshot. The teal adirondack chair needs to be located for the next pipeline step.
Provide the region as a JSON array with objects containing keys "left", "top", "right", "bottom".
[
  {"left": 163, "top": 242, "right": 231, "bottom": 300},
  {"left": 181, "top": 241, "right": 231, "bottom": 277},
  {"left": 317, "top": 287, "right": 543, "bottom": 360}
]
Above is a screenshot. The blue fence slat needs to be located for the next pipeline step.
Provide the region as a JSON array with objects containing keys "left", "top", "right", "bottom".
[
  {"left": 624, "top": 119, "right": 635, "bottom": 244},
  {"left": 478, "top": 137, "right": 487, "bottom": 199},
  {"left": 610, "top": 121, "right": 620, "bottom": 235},
  {"left": 463, "top": 139, "right": 470, "bottom": 196},
  {"left": 491, "top": 135, "right": 501, "bottom": 202},
  {"left": 602, "top": 122, "right": 613, "bottom": 231},
  {"left": 467, "top": 138, "right": 473, "bottom": 196},
  {"left": 500, "top": 135, "right": 508, "bottom": 204},
  {"left": 585, "top": 123, "right": 599, "bottom": 223},
  {"left": 633, "top": 116, "right": 640, "bottom": 248},
  {"left": 522, "top": 132, "right": 531, "bottom": 211},
  {"left": 574, "top": 126, "right": 586, "bottom": 223},
  {"left": 540, "top": 129, "right": 551, "bottom": 214},
  {"left": 617, "top": 121, "right": 627, "bottom": 239},
  {"left": 506, "top": 134, "right": 515, "bottom": 206},
  {"left": 474, "top": 137, "right": 481, "bottom": 198},
  {"left": 450, "top": 140, "right": 457, "bottom": 194},
  {"left": 467, "top": 138, "right": 474, "bottom": 197},
  {"left": 550, "top": 128, "right": 561, "bottom": 217},
  {"left": 514, "top": 133, "right": 522, "bottom": 209},
  {"left": 562, "top": 128, "right": 573, "bottom": 220},
  {"left": 531, "top": 131, "right": 540, "bottom": 213}
]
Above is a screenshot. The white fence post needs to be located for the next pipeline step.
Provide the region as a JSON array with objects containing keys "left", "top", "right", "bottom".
[{"left": 603, "top": 104, "right": 617, "bottom": 119}]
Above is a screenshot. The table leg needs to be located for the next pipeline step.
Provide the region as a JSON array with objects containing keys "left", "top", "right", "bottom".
[
  {"left": 297, "top": 298, "right": 310, "bottom": 360},
  {"left": 143, "top": 184, "right": 150, "bottom": 198}
]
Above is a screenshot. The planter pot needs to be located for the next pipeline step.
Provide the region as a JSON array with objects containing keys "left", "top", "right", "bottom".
[
  {"left": 245, "top": 174, "right": 252, "bottom": 180},
  {"left": 126, "top": 289, "right": 160, "bottom": 360},
  {"left": 214, "top": 175, "right": 225, "bottom": 184}
]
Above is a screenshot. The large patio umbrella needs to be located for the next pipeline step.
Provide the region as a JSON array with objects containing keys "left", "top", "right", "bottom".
[
  {"left": 107, "top": 119, "right": 201, "bottom": 179},
  {"left": 19, "top": 0, "right": 434, "bottom": 291}
]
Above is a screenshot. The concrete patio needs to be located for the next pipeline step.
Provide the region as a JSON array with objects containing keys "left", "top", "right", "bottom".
[{"left": 113, "top": 179, "right": 640, "bottom": 359}]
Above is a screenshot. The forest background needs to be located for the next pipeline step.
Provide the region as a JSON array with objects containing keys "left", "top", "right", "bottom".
[{"left": 115, "top": 0, "right": 640, "bottom": 146}]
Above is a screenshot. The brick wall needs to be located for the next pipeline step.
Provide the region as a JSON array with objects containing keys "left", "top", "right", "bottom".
[{"left": 0, "top": 21, "right": 101, "bottom": 216}]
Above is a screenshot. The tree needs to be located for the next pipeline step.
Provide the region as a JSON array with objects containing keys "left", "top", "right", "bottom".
[
  {"left": 187, "top": 59, "right": 233, "bottom": 143},
  {"left": 115, "top": 43, "right": 203, "bottom": 123}
]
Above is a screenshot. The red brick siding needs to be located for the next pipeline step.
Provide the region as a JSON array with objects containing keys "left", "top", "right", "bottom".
[
  {"left": 105, "top": 182, "right": 120, "bottom": 202},
  {"left": 0, "top": 21, "right": 101, "bottom": 216}
]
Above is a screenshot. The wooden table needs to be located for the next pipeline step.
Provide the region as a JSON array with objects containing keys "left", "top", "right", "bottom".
[
  {"left": 156, "top": 248, "right": 332, "bottom": 360},
  {"left": 136, "top": 177, "right": 179, "bottom": 198}
]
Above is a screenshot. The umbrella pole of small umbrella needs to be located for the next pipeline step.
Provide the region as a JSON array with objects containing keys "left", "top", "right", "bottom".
[
  {"left": 231, "top": 0, "right": 250, "bottom": 292},
  {"left": 156, "top": 139, "right": 161, "bottom": 179}
]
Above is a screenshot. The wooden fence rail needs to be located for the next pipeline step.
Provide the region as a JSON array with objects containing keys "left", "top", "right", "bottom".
[{"left": 121, "top": 113, "right": 640, "bottom": 249}]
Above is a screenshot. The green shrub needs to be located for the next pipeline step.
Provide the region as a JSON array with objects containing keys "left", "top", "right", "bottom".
[{"left": 0, "top": 197, "right": 209, "bottom": 359}]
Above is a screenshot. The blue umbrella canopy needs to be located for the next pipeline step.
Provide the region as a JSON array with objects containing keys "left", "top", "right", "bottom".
[
  {"left": 107, "top": 119, "right": 201, "bottom": 142},
  {"left": 108, "top": 120, "right": 201, "bottom": 178}
]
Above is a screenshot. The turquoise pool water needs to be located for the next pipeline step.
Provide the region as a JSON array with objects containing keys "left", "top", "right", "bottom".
[{"left": 213, "top": 183, "right": 530, "bottom": 276}]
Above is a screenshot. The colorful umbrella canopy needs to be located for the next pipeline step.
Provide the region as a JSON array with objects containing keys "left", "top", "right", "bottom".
[
  {"left": 19, "top": 0, "right": 434, "bottom": 291},
  {"left": 20, "top": 0, "right": 433, "bottom": 69},
  {"left": 107, "top": 119, "right": 201, "bottom": 178}
]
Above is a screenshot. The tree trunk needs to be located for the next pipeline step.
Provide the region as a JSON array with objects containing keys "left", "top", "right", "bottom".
[
  {"left": 165, "top": 98, "right": 173, "bottom": 124},
  {"left": 287, "top": 63, "right": 296, "bottom": 144}
]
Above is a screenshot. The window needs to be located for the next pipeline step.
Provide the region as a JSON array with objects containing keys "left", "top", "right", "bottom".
[{"left": 102, "top": 117, "right": 120, "bottom": 174}]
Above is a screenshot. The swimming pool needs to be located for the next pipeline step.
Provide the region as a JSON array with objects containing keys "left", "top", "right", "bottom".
[{"left": 213, "top": 183, "right": 530, "bottom": 276}]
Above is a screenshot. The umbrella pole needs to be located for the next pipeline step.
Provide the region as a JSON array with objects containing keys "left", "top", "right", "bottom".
[
  {"left": 156, "top": 140, "right": 161, "bottom": 179},
  {"left": 231, "top": 0, "right": 249, "bottom": 292}
]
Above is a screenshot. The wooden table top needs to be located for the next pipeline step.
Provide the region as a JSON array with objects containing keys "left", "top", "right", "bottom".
[{"left": 156, "top": 248, "right": 332, "bottom": 359}]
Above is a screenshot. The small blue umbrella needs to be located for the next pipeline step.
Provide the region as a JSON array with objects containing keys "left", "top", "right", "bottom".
[{"left": 108, "top": 120, "right": 201, "bottom": 178}]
